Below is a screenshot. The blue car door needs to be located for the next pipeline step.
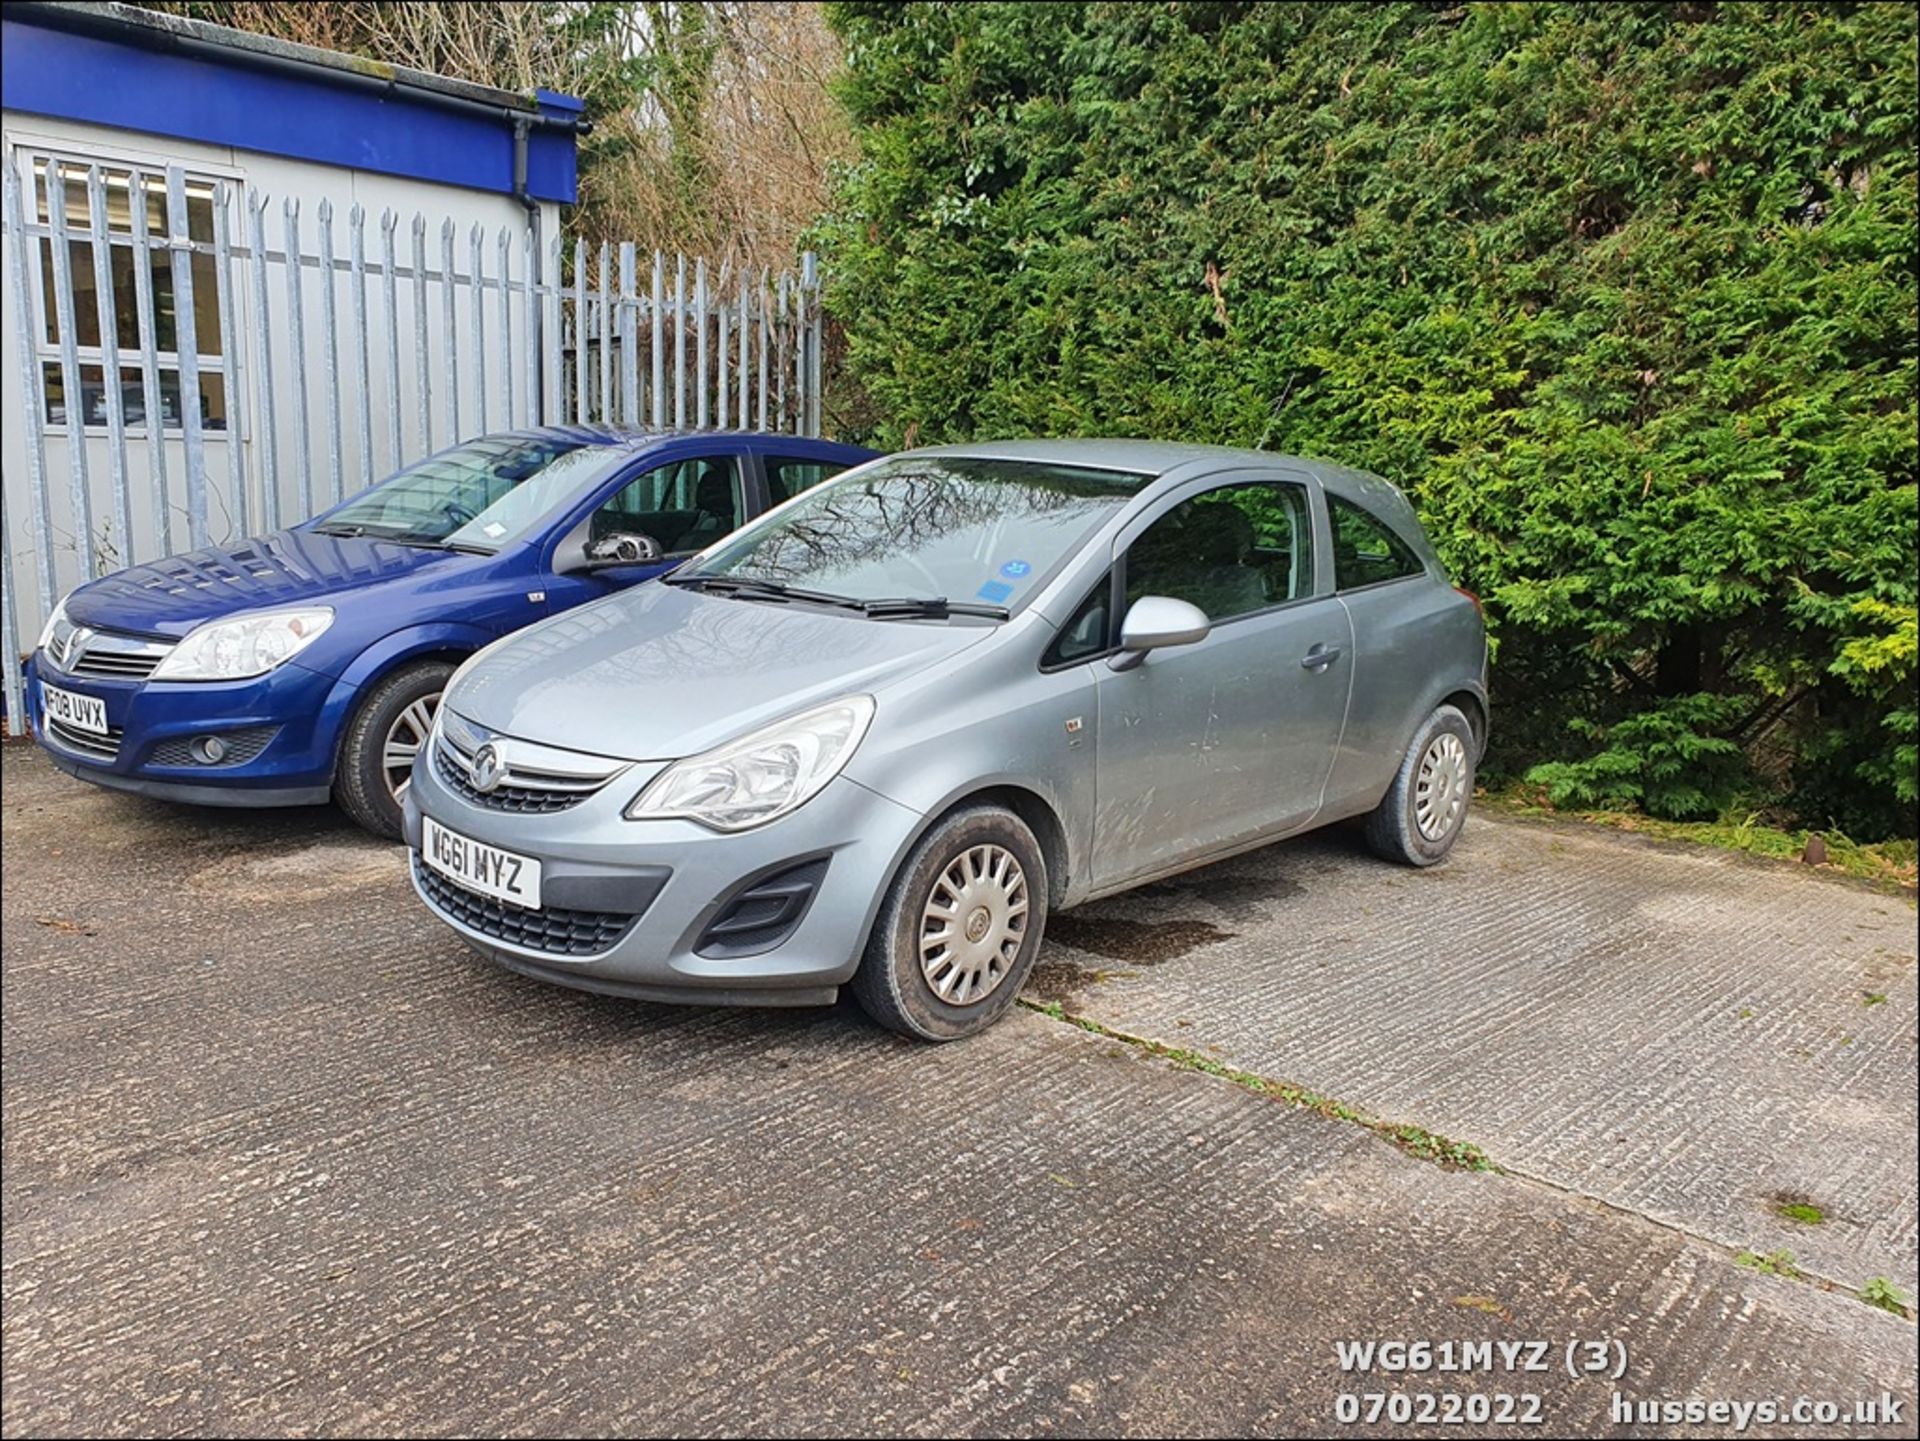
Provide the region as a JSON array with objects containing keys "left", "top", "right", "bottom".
[{"left": 539, "top": 444, "right": 763, "bottom": 614}]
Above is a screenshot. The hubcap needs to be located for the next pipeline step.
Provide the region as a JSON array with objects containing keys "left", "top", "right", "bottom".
[
  {"left": 1414, "top": 731, "right": 1469, "bottom": 841},
  {"left": 383, "top": 692, "right": 441, "bottom": 804},
  {"left": 919, "top": 844, "right": 1029, "bottom": 1006}
]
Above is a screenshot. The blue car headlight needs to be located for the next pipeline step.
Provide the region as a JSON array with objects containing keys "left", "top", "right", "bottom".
[
  {"left": 36, "top": 596, "right": 71, "bottom": 653},
  {"left": 150, "top": 607, "right": 335, "bottom": 682},
  {"left": 625, "top": 695, "right": 876, "bottom": 831}
]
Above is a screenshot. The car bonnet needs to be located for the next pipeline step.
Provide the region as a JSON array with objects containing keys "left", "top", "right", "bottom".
[
  {"left": 59, "top": 529, "right": 465, "bottom": 638},
  {"left": 447, "top": 580, "right": 999, "bottom": 762}
]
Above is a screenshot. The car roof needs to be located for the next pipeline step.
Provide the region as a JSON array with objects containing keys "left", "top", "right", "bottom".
[
  {"left": 481, "top": 425, "right": 875, "bottom": 456},
  {"left": 898, "top": 433, "right": 1428, "bottom": 544},
  {"left": 907, "top": 436, "right": 1411, "bottom": 508}
]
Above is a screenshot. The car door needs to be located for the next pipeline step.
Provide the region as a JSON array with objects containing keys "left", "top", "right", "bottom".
[
  {"left": 758, "top": 447, "right": 857, "bottom": 508},
  {"left": 541, "top": 447, "right": 757, "bottom": 612},
  {"left": 1091, "top": 470, "right": 1354, "bottom": 889}
]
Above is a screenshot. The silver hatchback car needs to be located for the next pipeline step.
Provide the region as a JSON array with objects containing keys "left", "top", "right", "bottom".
[{"left": 404, "top": 441, "right": 1488, "bottom": 1040}]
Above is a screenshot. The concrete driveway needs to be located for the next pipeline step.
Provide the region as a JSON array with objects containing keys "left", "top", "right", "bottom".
[{"left": 3, "top": 744, "right": 1914, "bottom": 1436}]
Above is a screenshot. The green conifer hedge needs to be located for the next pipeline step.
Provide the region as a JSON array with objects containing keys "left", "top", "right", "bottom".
[{"left": 819, "top": 1, "right": 1918, "bottom": 837}]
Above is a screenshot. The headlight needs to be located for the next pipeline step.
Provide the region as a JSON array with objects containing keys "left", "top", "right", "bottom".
[
  {"left": 150, "top": 607, "right": 335, "bottom": 681},
  {"left": 36, "top": 596, "right": 70, "bottom": 652},
  {"left": 625, "top": 695, "right": 876, "bottom": 831}
]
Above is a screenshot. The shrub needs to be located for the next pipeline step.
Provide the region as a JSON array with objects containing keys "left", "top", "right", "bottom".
[{"left": 820, "top": 0, "right": 1919, "bottom": 836}]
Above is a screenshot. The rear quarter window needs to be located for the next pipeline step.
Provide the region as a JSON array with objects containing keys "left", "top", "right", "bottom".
[{"left": 1329, "top": 495, "right": 1425, "bottom": 590}]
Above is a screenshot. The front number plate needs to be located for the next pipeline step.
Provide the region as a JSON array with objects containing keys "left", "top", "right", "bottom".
[
  {"left": 422, "top": 816, "right": 542, "bottom": 910},
  {"left": 43, "top": 683, "right": 108, "bottom": 736}
]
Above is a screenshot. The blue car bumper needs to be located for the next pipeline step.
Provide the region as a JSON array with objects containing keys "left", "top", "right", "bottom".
[{"left": 24, "top": 652, "right": 347, "bottom": 807}]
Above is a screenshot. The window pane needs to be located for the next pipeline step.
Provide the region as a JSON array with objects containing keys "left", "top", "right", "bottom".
[
  {"left": 37, "top": 237, "right": 101, "bottom": 347},
  {"left": 1329, "top": 495, "right": 1423, "bottom": 590},
  {"left": 196, "top": 371, "right": 228, "bottom": 431},
  {"left": 41, "top": 362, "right": 222, "bottom": 433},
  {"left": 592, "top": 457, "right": 742, "bottom": 554},
  {"left": 33, "top": 157, "right": 220, "bottom": 355},
  {"left": 766, "top": 457, "right": 847, "bottom": 505},
  {"left": 325, "top": 438, "right": 608, "bottom": 550},
  {"left": 42, "top": 361, "right": 98, "bottom": 427},
  {"left": 1045, "top": 574, "right": 1112, "bottom": 666},
  {"left": 1125, "top": 482, "right": 1312, "bottom": 621},
  {"left": 699, "top": 456, "right": 1151, "bottom": 606}
]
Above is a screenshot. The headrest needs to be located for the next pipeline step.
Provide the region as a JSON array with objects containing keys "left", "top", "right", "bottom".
[{"left": 1185, "top": 502, "right": 1254, "bottom": 563}]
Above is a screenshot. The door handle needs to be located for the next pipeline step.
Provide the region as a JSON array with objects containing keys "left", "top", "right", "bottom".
[{"left": 1301, "top": 644, "right": 1343, "bottom": 671}]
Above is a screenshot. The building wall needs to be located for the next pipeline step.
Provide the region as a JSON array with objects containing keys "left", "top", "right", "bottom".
[{"left": 3, "top": 111, "right": 562, "bottom": 640}]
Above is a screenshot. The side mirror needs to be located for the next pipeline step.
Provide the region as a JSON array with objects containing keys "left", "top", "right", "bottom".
[
  {"left": 582, "top": 532, "right": 662, "bottom": 568},
  {"left": 1109, "top": 595, "right": 1210, "bottom": 672}
]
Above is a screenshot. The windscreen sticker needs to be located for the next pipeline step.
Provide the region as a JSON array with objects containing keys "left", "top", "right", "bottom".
[
  {"left": 999, "top": 559, "right": 1032, "bottom": 579},
  {"left": 482, "top": 522, "right": 508, "bottom": 538},
  {"left": 976, "top": 580, "right": 1014, "bottom": 604}
]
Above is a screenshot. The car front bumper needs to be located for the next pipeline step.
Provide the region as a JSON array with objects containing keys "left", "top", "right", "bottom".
[
  {"left": 404, "top": 742, "right": 927, "bottom": 1006},
  {"left": 24, "top": 652, "right": 345, "bottom": 805}
]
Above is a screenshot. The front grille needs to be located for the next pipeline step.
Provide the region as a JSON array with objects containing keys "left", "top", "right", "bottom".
[
  {"left": 69, "top": 649, "right": 165, "bottom": 681},
  {"left": 150, "top": 725, "right": 280, "bottom": 768},
  {"left": 44, "top": 620, "right": 173, "bottom": 681},
  {"left": 414, "top": 856, "right": 636, "bottom": 957},
  {"left": 432, "top": 742, "right": 595, "bottom": 814},
  {"left": 46, "top": 716, "right": 123, "bottom": 761}
]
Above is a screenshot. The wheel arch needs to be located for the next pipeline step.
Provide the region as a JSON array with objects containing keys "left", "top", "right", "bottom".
[
  {"left": 1440, "top": 687, "right": 1489, "bottom": 759},
  {"left": 314, "top": 623, "right": 494, "bottom": 768},
  {"left": 867, "top": 780, "right": 1075, "bottom": 937}
]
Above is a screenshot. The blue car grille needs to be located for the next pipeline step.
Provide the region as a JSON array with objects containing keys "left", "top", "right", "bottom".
[
  {"left": 413, "top": 856, "right": 636, "bottom": 957},
  {"left": 45, "top": 715, "right": 123, "bottom": 762}
]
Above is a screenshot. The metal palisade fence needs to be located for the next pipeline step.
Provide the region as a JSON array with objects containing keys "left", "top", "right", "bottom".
[{"left": 0, "top": 153, "right": 823, "bottom": 735}]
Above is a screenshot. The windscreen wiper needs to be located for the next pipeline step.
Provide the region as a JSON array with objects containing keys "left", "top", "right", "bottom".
[
  {"left": 666, "top": 573, "right": 1008, "bottom": 621},
  {"left": 663, "top": 572, "right": 868, "bottom": 610},
  {"left": 858, "top": 596, "right": 1010, "bottom": 621},
  {"left": 311, "top": 522, "right": 463, "bottom": 551}
]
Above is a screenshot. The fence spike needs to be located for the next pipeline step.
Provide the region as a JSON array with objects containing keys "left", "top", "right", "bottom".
[
  {"left": 3, "top": 151, "right": 60, "bottom": 617},
  {"left": 379, "top": 208, "right": 402, "bottom": 470},
  {"left": 86, "top": 165, "right": 134, "bottom": 565},
  {"left": 282, "top": 196, "right": 313, "bottom": 519},
  {"left": 411, "top": 213, "right": 431, "bottom": 452},
  {"left": 469, "top": 222, "right": 489, "bottom": 434},
  {"left": 497, "top": 225, "right": 515, "bottom": 430},
  {"left": 246, "top": 187, "right": 278, "bottom": 532},
  {"left": 348, "top": 202, "right": 373, "bottom": 492},
  {"left": 441, "top": 217, "right": 461, "bottom": 441},
  {"left": 212, "top": 180, "right": 250, "bottom": 535}
]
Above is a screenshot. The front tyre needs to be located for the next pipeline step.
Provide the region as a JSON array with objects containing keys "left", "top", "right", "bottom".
[
  {"left": 851, "top": 805, "right": 1049, "bottom": 1041},
  {"left": 332, "top": 659, "right": 454, "bottom": 839},
  {"left": 1363, "top": 703, "right": 1476, "bottom": 867}
]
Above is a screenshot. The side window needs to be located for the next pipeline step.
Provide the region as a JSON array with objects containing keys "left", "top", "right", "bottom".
[
  {"left": 1123, "top": 481, "right": 1312, "bottom": 622},
  {"left": 765, "top": 456, "right": 848, "bottom": 505},
  {"left": 1328, "top": 495, "right": 1424, "bottom": 590},
  {"left": 591, "top": 455, "right": 742, "bottom": 555},
  {"left": 1043, "top": 573, "right": 1113, "bottom": 668}
]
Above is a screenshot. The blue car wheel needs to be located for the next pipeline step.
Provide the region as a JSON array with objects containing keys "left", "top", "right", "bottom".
[{"left": 333, "top": 659, "right": 454, "bottom": 839}]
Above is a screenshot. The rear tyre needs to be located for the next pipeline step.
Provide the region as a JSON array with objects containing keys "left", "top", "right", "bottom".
[
  {"left": 851, "top": 805, "right": 1049, "bottom": 1041},
  {"left": 1363, "top": 704, "right": 1476, "bottom": 867},
  {"left": 332, "top": 660, "right": 454, "bottom": 840}
]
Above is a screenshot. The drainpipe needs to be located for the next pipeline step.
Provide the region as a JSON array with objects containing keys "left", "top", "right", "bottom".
[{"left": 514, "top": 116, "right": 542, "bottom": 422}]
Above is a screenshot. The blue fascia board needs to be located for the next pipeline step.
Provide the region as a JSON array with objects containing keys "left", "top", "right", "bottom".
[{"left": 1, "top": 19, "right": 579, "bottom": 203}]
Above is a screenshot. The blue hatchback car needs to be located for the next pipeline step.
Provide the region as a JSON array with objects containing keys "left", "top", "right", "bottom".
[{"left": 26, "top": 428, "right": 878, "bottom": 836}]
